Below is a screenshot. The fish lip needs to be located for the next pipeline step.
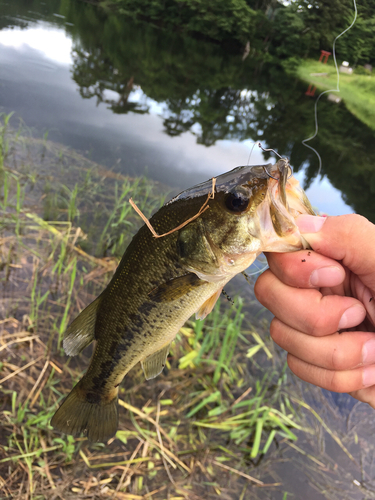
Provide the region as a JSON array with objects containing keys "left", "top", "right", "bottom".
[
  {"left": 277, "top": 160, "right": 290, "bottom": 209},
  {"left": 263, "top": 158, "right": 292, "bottom": 181},
  {"left": 264, "top": 158, "right": 316, "bottom": 240},
  {"left": 263, "top": 159, "right": 291, "bottom": 209},
  {"left": 268, "top": 163, "right": 315, "bottom": 220}
]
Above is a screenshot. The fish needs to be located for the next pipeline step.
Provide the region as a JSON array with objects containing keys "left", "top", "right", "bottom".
[{"left": 51, "top": 159, "right": 315, "bottom": 442}]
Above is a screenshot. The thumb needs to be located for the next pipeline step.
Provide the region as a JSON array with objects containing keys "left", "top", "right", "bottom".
[{"left": 296, "top": 214, "right": 375, "bottom": 291}]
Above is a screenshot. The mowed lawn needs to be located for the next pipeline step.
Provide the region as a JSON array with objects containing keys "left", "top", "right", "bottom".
[{"left": 297, "top": 60, "right": 375, "bottom": 131}]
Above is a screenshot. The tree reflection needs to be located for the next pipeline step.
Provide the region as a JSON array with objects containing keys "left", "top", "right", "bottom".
[
  {"left": 3, "top": 0, "right": 374, "bottom": 221},
  {"left": 72, "top": 49, "right": 149, "bottom": 114},
  {"left": 60, "top": 0, "right": 375, "bottom": 221}
]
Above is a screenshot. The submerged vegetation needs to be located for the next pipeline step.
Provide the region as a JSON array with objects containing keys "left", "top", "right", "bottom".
[{"left": 1, "top": 114, "right": 375, "bottom": 499}]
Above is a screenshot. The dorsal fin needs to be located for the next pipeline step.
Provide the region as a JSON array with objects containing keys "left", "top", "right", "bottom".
[
  {"left": 141, "top": 343, "right": 171, "bottom": 380},
  {"left": 63, "top": 295, "right": 103, "bottom": 356}
]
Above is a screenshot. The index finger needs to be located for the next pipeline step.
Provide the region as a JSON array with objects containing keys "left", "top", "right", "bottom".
[
  {"left": 265, "top": 250, "right": 346, "bottom": 289},
  {"left": 254, "top": 269, "right": 366, "bottom": 336},
  {"left": 297, "top": 214, "right": 375, "bottom": 291}
]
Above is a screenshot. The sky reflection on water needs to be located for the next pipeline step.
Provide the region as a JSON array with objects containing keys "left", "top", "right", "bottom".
[{"left": 0, "top": 21, "right": 353, "bottom": 217}]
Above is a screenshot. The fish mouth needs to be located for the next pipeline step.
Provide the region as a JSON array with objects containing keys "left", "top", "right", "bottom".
[
  {"left": 263, "top": 159, "right": 291, "bottom": 209},
  {"left": 266, "top": 158, "right": 315, "bottom": 220},
  {"left": 255, "top": 159, "right": 315, "bottom": 252}
]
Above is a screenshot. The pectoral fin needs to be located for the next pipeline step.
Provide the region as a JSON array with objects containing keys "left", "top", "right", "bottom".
[
  {"left": 141, "top": 343, "right": 171, "bottom": 380},
  {"left": 63, "top": 295, "right": 102, "bottom": 356},
  {"left": 148, "top": 273, "right": 205, "bottom": 302},
  {"left": 195, "top": 288, "right": 222, "bottom": 320}
]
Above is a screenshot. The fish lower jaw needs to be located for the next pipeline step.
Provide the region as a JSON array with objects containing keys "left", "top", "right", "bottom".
[
  {"left": 256, "top": 198, "right": 306, "bottom": 253},
  {"left": 186, "top": 252, "right": 259, "bottom": 283},
  {"left": 186, "top": 267, "right": 231, "bottom": 283},
  {"left": 261, "top": 229, "right": 307, "bottom": 253}
]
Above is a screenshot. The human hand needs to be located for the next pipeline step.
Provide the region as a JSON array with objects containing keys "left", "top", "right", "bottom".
[{"left": 254, "top": 214, "right": 375, "bottom": 408}]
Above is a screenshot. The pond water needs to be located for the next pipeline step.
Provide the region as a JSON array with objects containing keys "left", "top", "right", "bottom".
[
  {"left": 1, "top": 0, "right": 375, "bottom": 222},
  {"left": 1, "top": 1, "right": 375, "bottom": 499}
]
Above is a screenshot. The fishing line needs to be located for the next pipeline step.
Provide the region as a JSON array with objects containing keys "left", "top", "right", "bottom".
[
  {"left": 240, "top": 4, "right": 360, "bottom": 288},
  {"left": 246, "top": 141, "right": 260, "bottom": 165},
  {"left": 242, "top": 261, "right": 269, "bottom": 288},
  {"left": 246, "top": 263, "right": 269, "bottom": 276},
  {"left": 302, "top": 0, "right": 358, "bottom": 177}
]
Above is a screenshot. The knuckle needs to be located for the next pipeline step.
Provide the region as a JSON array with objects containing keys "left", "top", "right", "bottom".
[
  {"left": 331, "top": 346, "right": 346, "bottom": 371},
  {"left": 254, "top": 270, "right": 272, "bottom": 302},
  {"left": 335, "top": 213, "right": 367, "bottom": 232},
  {"left": 341, "top": 214, "right": 370, "bottom": 267},
  {"left": 327, "top": 370, "right": 345, "bottom": 393},
  {"left": 269, "top": 319, "right": 281, "bottom": 343},
  {"left": 346, "top": 213, "right": 367, "bottom": 226},
  {"left": 306, "top": 298, "right": 337, "bottom": 336},
  {"left": 306, "top": 312, "right": 326, "bottom": 336},
  {"left": 270, "top": 253, "right": 305, "bottom": 286},
  {"left": 281, "top": 263, "right": 298, "bottom": 286}
]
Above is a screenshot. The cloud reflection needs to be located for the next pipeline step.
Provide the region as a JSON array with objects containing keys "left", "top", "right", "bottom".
[
  {"left": 0, "top": 25, "right": 73, "bottom": 65},
  {"left": 0, "top": 22, "right": 352, "bottom": 216}
]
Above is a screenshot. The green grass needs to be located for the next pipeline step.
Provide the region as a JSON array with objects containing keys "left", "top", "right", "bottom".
[{"left": 297, "top": 60, "right": 375, "bottom": 130}]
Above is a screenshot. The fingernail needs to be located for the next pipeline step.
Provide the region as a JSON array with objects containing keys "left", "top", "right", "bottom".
[
  {"left": 296, "top": 215, "right": 327, "bottom": 233},
  {"left": 362, "top": 339, "right": 375, "bottom": 365},
  {"left": 338, "top": 305, "right": 366, "bottom": 330},
  {"left": 363, "top": 365, "right": 375, "bottom": 387},
  {"left": 310, "top": 266, "right": 344, "bottom": 287}
]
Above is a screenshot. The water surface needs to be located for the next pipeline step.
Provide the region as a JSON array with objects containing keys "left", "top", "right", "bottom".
[{"left": 1, "top": 0, "right": 374, "bottom": 220}]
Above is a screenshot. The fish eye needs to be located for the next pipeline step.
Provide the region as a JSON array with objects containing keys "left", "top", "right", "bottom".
[{"left": 224, "top": 190, "right": 250, "bottom": 213}]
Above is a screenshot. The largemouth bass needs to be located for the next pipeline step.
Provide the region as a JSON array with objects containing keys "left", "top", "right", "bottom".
[{"left": 51, "top": 159, "right": 314, "bottom": 442}]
